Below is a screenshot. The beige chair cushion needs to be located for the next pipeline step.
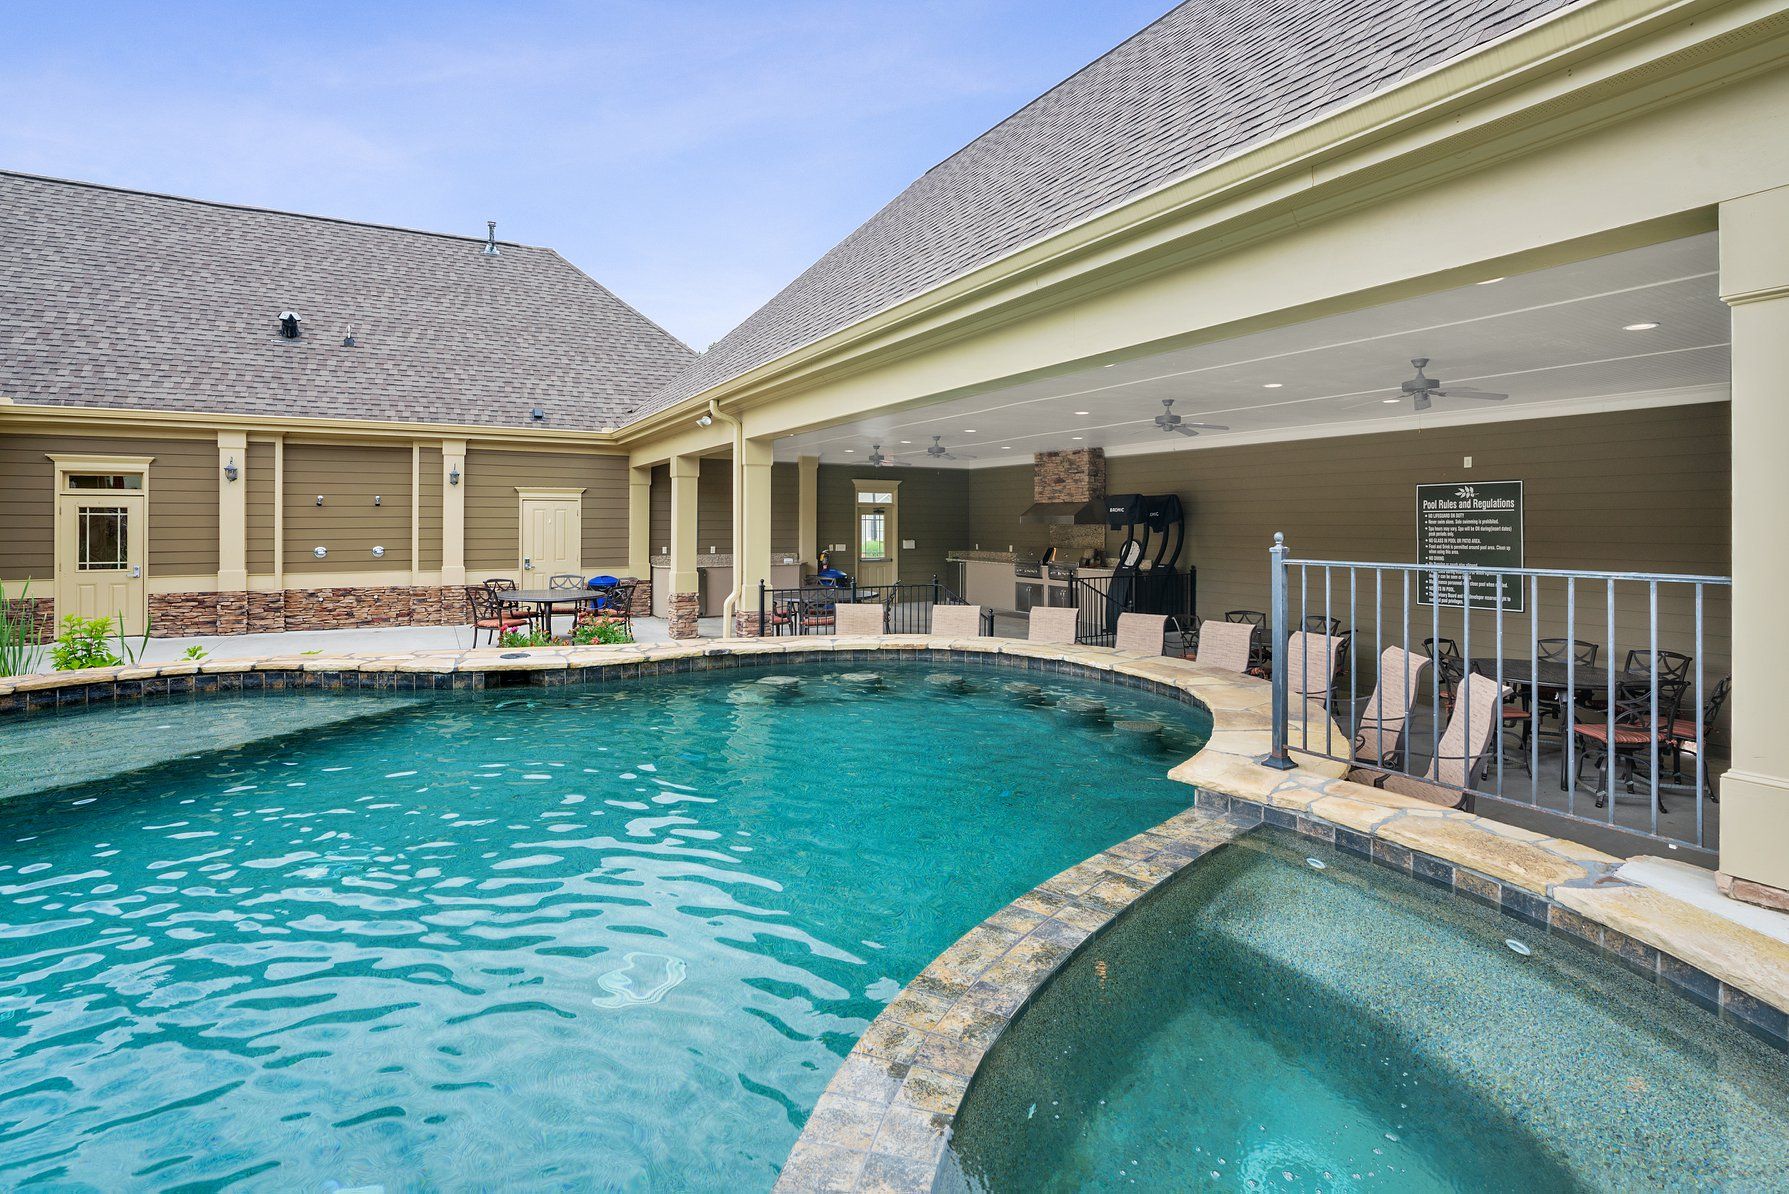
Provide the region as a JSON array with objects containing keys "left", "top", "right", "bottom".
[
  {"left": 1027, "top": 607, "right": 1078, "bottom": 645},
  {"left": 1194, "top": 620, "right": 1254, "bottom": 673},
  {"left": 1282, "top": 631, "right": 1341, "bottom": 699},
  {"left": 1353, "top": 646, "right": 1429, "bottom": 764},
  {"left": 930, "top": 603, "right": 985, "bottom": 637},
  {"left": 1114, "top": 613, "right": 1169, "bottom": 656},
  {"left": 832, "top": 602, "right": 885, "bottom": 636}
]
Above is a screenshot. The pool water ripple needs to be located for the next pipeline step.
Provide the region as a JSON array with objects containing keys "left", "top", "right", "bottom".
[{"left": 0, "top": 663, "right": 1206, "bottom": 1190}]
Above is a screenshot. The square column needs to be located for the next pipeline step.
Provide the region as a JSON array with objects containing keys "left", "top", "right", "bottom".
[
  {"left": 217, "top": 430, "right": 248, "bottom": 633},
  {"left": 1718, "top": 184, "right": 1789, "bottom": 907},
  {"left": 667, "top": 454, "right": 702, "bottom": 638},
  {"left": 734, "top": 436, "right": 775, "bottom": 636},
  {"left": 441, "top": 439, "right": 467, "bottom": 587}
]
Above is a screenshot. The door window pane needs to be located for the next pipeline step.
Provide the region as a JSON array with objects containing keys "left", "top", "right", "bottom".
[
  {"left": 67, "top": 474, "right": 143, "bottom": 490},
  {"left": 78, "top": 507, "right": 129, "bottom": 571},
  {"left": 858, "top": 511, "right": 886, "bottom": 561}
]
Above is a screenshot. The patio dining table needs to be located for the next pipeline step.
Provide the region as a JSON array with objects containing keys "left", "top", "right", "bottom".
[{"left": 498, "top": 587, "right": 590, "bottom": 632}]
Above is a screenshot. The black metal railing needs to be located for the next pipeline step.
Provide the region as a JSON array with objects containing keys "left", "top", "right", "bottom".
[
  {"left": 756, "top": 577, "right": 990, "bottom": 636},
  {"left": 1070, "top": 568, "right": 1196, "bottom": 646},
  {"left": 1259, "top": 532, "right": 1731, "bottom": 855}
]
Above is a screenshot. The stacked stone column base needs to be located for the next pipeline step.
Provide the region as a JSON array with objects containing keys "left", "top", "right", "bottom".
[
  {"left": 668, "top": 592, "right": 700, "bottom": 639},
  {"left": 732, "top": 610, "right": 766, "bottom": 638}
]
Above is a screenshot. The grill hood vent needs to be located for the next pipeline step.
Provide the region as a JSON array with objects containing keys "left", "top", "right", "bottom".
[{"left": 1019, "top": 499, "right": 1105, "bottom": 525}]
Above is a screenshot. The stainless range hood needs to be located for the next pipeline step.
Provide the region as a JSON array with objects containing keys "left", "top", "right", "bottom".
[{"left": 1018, "top": 499, "right": 1106, "bottom": 525}]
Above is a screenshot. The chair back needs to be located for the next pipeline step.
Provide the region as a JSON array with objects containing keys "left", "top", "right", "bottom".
[
  {"left": 468, "top": 586, "right": 499, "bottom": 621},
  {"left": 484, "top": 577, "right": 518, "bottom": 592},
  {"left": 1705, "top": 674, "right": 1732, "bottom": 722},
  {"left": 930, "top": 604, "right": 985, "bottom": 637},
  {"left": 1609, "top": 677, "right": 1687, "bottom": 730},
  {"left": 1193, "top": 619, "right": 1253, "bottom": 673},
  {"left": 1354, "top": 647, "right": 1429, "bottom": 765},
  {"left": 1114, "top": 613, "right": 1169, "bottom": 656},
  {"left": 1302, "top": 614, "right": 1342, "bottom": 635},
  {"left": 1427, "top": 671, "right": 1503, "bottom": 787},
  {"left": 1282, "top": 632, "right": 1341, "bottom": 699},
  {"left": 1026, "top": 607, "right": 1078, "bottom": 645},
  {"left": 1224, "top": 610, "right": 1267, "bottom": 626},
  {"left": 548, "top": 574, "right": 586, "bottom": 590},
  {"left": 1624, "top": 649, "right": 1692, "bottom": 683},
  {"left": 1538, "top": 637, "right": 1599, "bottom": 666},
  {"left": 832, "top": 602, "right": 885, "bottom": 636}
]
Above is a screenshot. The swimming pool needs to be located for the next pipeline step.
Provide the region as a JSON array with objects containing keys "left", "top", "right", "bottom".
[
  {"left": 947, "top": 826, "right": 1789, "bottom": 1191},
  {"left": 0, "top": 661, "right": 1208, "bottom": 1190}
]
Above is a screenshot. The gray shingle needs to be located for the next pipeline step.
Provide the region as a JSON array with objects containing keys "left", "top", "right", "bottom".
[
  {"left": 1, "top": 173, "right": 694, "bottom": 431},
  {"left": 633, "top": 0, "right": 1580, "bottom": 418}
]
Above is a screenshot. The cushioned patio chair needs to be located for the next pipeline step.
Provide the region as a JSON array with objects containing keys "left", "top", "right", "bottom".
[
  {"left": 930, "top": 603, "right": 986, "bottom": 637},
  {"left": 1192, "top": 619, "right": 1254, "bottom": 673},
  {"left": 1114, "top": 612, "right": 1169, "bottom": 656},
  {"left": 1027, "top": 607, "right": 1078, "bottom": 645},
  {"left": 1281, "top": 631, "right": 1343, "bottom": 705},
  {"left": 469, "top": 586, "right": 530, "bottom": 646},
  {"left": 1351, "top": 646, "right": 1429, "bottom": 769},
  {"left": 832, "top": 602, "right": 885, "bottom": 636},
  {"left": 1351, "top": 671, "right": 1501, "bottom": 808}
]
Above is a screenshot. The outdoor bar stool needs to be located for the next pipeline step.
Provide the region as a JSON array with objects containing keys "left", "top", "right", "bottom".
[
  {"left": 832, "top": 602, "right": 885, "bottom": 636},
  {"left": 929, "top": 603, "right": 986, "bottom": 638},
  {"left": 1114, "top": 612, "right": 1170, "bottom": 656},
  {"left": 1190, "top": 619, "right": 1254, "bottom": 674}
]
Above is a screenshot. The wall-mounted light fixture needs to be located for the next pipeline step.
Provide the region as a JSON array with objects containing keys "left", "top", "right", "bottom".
[
  {"left": 373, "top": 494, "right": 382, "bottom": 506},
  {"left": 315, "top": 495, "right": 325, "bottom": 506},
  {"left": 223, "top": 457, "right": 239, "bottom": 482},
  {"left": 371, "top": 545, "right": 385, "bottom": 558},
  {"left": 448, "top": 466, "right": 461, "bottom": 486},
  {"left": 696, "top": 414, "right": 714, "bottom": 427},
  {"left": 313, "top": 545, "right": 328, "bottom": 558}
]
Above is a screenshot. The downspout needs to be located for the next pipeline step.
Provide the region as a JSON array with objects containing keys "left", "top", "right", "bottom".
[{"left": 709, "top": 399, "right": 744, "bottom": 638}]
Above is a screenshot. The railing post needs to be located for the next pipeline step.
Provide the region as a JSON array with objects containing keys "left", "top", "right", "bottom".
[
  {"left": 1260, "top": 532, "right": 1297, "bottom": 770},
  {"left": 758, "top": 579, "right": 767, "bottom": 637}
]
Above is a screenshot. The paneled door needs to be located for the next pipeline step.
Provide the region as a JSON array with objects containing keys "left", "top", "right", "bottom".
[
  {"left": 519, "top": 494, "right": 582, "bottom": 582},
  {"left": 852, "top": 481, "right": 900, "bottom": 587},
  {"left": 55, "top": 486, "right": 147, "bottom": 635}
]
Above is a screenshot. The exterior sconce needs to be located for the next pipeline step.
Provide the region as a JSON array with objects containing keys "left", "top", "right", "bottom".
[
  {"left": 373, "top": 494, "right": 382, "bottom": 506},
  {"left": 313, "top": 546, "right": 328, "bottom": 558},
  {"left": 696, "top": 414, "right": 714, "bottom": 427},
  {"left": 371, "top": 545, "right": 385, "bottom": 558},
  {"left": 223, "top": 457, "right": 239, "bottom": 482},
  {"left": 448, "top": 466, "right": 461, "bottom": 486},
  {"left": 315, "top": 495, "right": 325, "bottom": 506}
]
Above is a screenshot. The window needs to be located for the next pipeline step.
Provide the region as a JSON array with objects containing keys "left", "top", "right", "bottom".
[
  {"left": 78, "top": 507, "right": 129, "bottom": 571},
  {"left": 856, "top": 490, "right": 893, "bottom": 505},
  {"left": 67, "top": 474, "right": 143, "bottom": 490},
  {"left": 858, "top": 509, "right": 887, "bottom": 561}
]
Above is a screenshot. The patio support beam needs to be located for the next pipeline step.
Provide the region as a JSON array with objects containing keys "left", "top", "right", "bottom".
[
  {"left": 667, "top": 453, "right": 701, "bottom": 638},
  {"left": 797, "top": 454, "right": 819, "bottom": 570},
  {"left": 735, "top": 435, "right": 774, "bottom": 635},
  {"left": 217, "top": 430, "right": 248, "bottom": 593},
  {"left": 441, "top": 439, "right": 466, "bottom": 587},
  {"left": 1717, "top": 182, "right": 1789, "bottom": 907},
  {"left": 627, "top": 465, "right": 653, "bottom": 581}
]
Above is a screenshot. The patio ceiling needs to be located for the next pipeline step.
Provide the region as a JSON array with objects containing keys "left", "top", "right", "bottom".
[{"left": 775, "top": 233, "right": 1727, "bottom": 467}]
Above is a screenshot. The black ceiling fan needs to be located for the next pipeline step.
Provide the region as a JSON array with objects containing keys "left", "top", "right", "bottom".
[
  {"left": 922, "top": 435, "right": 975, "bottom": 461},
  {"left": 866, "top": 443, "right": 906, "bottom": 467},
  {"left": 1391, "top": 358, "right": 1509, "bottom": 411},
  {"left": 1153, "top": 399, "right": 1229, "bottom": 437}
]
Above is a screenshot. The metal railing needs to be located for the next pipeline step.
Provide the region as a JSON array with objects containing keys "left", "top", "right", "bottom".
[
  {"left": 756, "top": 577, "right": 992, "bottom": 636},
  {"left": 1070, "top": 568, "right": 1196, "bottom": 646},
  {"left": 1261, "top": 533, "right": 1731, "bottom": 854}
]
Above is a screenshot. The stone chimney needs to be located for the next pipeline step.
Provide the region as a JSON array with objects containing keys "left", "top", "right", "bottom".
[{"left": 1034, "top": 447, "right": 1106, "bottom": 503}]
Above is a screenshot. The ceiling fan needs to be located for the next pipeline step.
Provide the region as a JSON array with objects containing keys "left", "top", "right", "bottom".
[
  {"left": 1154, "top": 399, "right": 1229, "bottom": 437},
  {"left": 1391, "top": 358, "right": 1508, "bottom": 411},
  {"left": 866, "top": 443, "right": 906, "bottom": 467},
  {"left": 922, "top": 435, "right": 976, "bottom": 461}
]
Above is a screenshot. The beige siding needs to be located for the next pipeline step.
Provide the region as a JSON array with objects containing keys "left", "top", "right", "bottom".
[
  {"left": 0, "top": 433, "right": 218, "bottom": 579},
  {"left": 464, "top": 447, "right": 628, "bottom": 572},
  {"left": 969, "top": 403, "right": 1732, "bottom": 684},
  {"left": 818, "top": 465, "right": 971, "bottom": 584},
  {"left": 417, "top": 445, "right": 443, "bottom": 572},
  {"left": 245, "top": 439, "right": 277, "bottom": 575},
  {"left": 283, "top": 443, "right": 413, "bottom": 573},
  {"left": 650, "top": 463, "right": 670, "bottom": 555},
  {"left": 771, "top": 461, "right": 799, "bottom": 551}
]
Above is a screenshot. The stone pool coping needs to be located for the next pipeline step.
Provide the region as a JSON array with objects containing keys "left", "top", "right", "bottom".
[{"left": 5, "top": 635, "right": 1787, "bottom": 1187}]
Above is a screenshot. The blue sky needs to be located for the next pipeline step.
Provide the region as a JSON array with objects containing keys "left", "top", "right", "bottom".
[{"left": 5, "top": 1, "right": 1170, "bottom": 349}]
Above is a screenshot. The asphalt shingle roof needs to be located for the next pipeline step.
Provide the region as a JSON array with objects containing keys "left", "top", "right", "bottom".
[
  {"left": 1, "top": 172, "right": 693, "bottom": 431},
  {"left": 633, "top": 0, "right": 1579, "bottom": 419}
]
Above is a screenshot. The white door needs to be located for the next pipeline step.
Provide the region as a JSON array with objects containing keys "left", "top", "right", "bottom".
[
  {"left": 56, "top": 492, "right": 147, "bottom": 635},
  {"left": 520, "top": 497, "right": 582, "bottom": 581}
]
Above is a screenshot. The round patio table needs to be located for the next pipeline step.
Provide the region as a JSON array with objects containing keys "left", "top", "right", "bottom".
[{"left": 500, "top": 587, "right": 590, "bottom": 632}]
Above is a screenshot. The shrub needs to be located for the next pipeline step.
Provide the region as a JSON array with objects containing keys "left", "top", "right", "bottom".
[
  {"left": 0, "top": 580, "right": 46, "bottom": 677},
  {"left": 51, "top": 615, "right": 123, "bottom": 671},
  {"left": 182, "top": 645, "right": 208, "bottom": 661},
  {"left": 498, "top": 628, "right": 555, "bottom": 648},
  {"left": 571, "top": 618, "right": 633, "bottom": 646}
]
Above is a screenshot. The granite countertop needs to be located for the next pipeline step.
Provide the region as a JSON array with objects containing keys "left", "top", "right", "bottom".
[
  {"left": 648, "top": 553, "right": 802, "bottom": 568},
  {"left": 945, "top": 551, "right": 1019, "bottom": 562}
]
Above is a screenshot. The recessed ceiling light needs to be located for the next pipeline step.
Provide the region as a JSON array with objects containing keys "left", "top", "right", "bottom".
[
  {"left": 963, "top": 429, "right": 977, "bottom": 433},
  {"left": 899, "top": 440, "right": 912, "bottom": 444},
  {"left": 1072, "top": 435, "right": 1084, "bottom": 440},
  {"left": 1623, "top": 321, "right": 1660, "bottom": 331},
  {"left": 1001, "top": 445, "right": 1012, "bottom": 450},
  {"left": 1103, "top": 363, "right": 1116, "bottom": 369},
  {"left": 1382, "top": 398, "right": 1401, "bottom": 404},
  {"left": 1073, "top": 410, "right": 1090, "bottom": 416},
  {"left": 1477, "top": 276, "right": 1505, "bottom": 285},
  {"left": 844, "top": 449, "right": 855, "bottom": 453},
  {"left": 1262, "top": 383, "right": 1283, "bottom": 389}
]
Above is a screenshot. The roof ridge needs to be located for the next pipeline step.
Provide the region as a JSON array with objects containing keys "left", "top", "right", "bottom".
[{"left": 0, "top": 168, "right": 543, "bottom": 250}]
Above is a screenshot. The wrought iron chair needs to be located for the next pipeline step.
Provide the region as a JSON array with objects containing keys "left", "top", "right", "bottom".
[
  {"left": 1662, "top": 674, "right": 1730, "bottom": 799},
  {"left": 1572, "top": 678, "right": 1687, "bottom": 813},
  {"left": 470, "top": 585, "right": 530, "bottom": 646}
]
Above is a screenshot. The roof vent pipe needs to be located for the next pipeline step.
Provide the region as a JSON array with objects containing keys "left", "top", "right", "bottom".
[
  {"left": 482, "top": 220, "right": 500, "bottom": 257},
  {"left": 279, "top": 311, "right": 301, "bottom": 340}
]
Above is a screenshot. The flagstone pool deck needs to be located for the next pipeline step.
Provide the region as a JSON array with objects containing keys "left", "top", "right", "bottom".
[{"left": 3, "top": 633, "right": 1785, "bottom": 1191}]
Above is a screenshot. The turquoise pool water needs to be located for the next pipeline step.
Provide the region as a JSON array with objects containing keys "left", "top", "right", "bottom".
[
  {"left": 0, "top": 663, "right": 1207, "bottom": 1190},
  {"left": 948, "top": 827, "right": 1789, "bottom": 1191}
]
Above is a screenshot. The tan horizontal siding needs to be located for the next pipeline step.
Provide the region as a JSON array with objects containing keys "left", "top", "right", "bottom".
[
  {"left": 417, "top": 445, "right": 443, "bottom": 572},
  {"left": 771, "top": 461, "right": 798, "bottom": 551},
  {"left": 464, "top": 447, "right": 628, "bottom": 572},
  {"left": 245, "top": 439, "right": 277, "bottom": 574},
  {"left": 0, "top": 433, "right": 218, "bottom": 580},
  {"left": 284, "top": 443, "right": 413, "bottom": 573}
]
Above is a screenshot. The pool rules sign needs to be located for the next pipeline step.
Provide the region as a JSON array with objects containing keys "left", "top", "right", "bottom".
[{"left": 1417, "top": 481, "right": 1524, "bottom": 611}]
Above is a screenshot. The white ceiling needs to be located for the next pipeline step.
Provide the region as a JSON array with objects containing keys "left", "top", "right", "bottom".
[{"left": 774, "top": 233, "right": 1728, "bottom": 467}]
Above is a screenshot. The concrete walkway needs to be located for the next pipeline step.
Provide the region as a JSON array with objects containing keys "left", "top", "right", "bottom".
[{"left": 21, "top": 615, "right": 726, "bottom": 672}]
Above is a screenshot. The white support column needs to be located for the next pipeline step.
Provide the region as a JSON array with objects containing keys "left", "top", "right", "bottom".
[
  {"left": 441, "top": 439, "right": 467, "bottom": 586},
  {"left": 667, "top": 454, "right": 701, "bottom": 638},
  {"left": 627, "top": 465, "right": 653, "bottom": 580},
  {"left": 736, "top": 436, "right": 774, "bottom": 634},
  {"left": 1718, "top": 183, "right": 1789, "bottom": 907},
  {"left": 797, "top": 454, "right": 819, "bottom": 570},
  {"left": 217, "top": 430, "right": 248, "bottom": 592}
]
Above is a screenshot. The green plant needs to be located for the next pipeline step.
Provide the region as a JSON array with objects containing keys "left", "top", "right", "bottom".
[
  {"left": 113, "top": 615, "right": 151, "bottom": 666},
  {"left": 0, "top": 580, "right": 46, "bottom": 677},
  {"left": 571, "top": 618, "right": 633, "bottom": 646},
  {"left": 51, "top": 615, "right": 123, "bottom": 671},
  {"left": 182, "top": 644, "right": 208, "bottom": 661},
  {"left": 499, "top": 628, "right": 555, "bottom": 648}
]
